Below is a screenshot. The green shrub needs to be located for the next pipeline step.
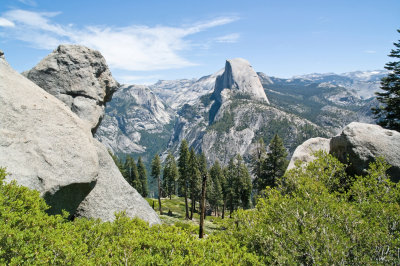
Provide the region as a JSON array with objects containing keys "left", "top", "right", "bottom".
[
  {"left": 0, "top": 167, "right": 260, "bottom": 265},
  {"left": 226, "top": 154, "right": 400, "bottom": 264}
]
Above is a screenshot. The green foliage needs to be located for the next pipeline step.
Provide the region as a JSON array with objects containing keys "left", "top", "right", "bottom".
[
  {"left": 162, "top": 152, "right": 179, "bottom": 198},
  {"left": 253, "top": 135, "right": 289, "bottom": 194},
  {"left": 0, "top": 167, "right": 261, "bottom": 265},
  {"left": 225, "top": 153, "right": 400, "bottom": 264},
  {"left": 373, "top": 29, "right": 400, "bottom": 131},
  {"left": 177, "top": 140, "right": 190, "bottom": 219},
  {"left": 225, "top": 155, "right": 253, "bottom": 214},
  {"left": 208, "top": 160, "right": 224, "bottom": 215},
  {"left": 137, "top": 156, "right": 148, "bottom": 197}
]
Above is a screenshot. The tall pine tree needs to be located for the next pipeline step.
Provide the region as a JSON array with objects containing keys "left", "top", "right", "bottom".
[
  {"left": 188, "top": 148, "right": 201, "bottom": 220},
  {"left": 177, "top": 140, "right": 190, "bottom": 219},
  {"left": 260, "top": 134, "right": 288, "bottom": 190},
  {"left": 373, "top": 29, "right": 400, "bottom": 131},
  {"left": 151, "top": 154, "right": 162, "bottom": 215},
  {"left": 252, "top": 139, "right": 267, "bottom": 195},
  {"left": 137, "top": 156, "right": 148, "bottom": 197},
  {"left": 209, "top": 160, "right": 223, "bottom": 216},
  {"left": 162, "top": 152, "right": 179, "bottom": 199},
  {"left": 124, "top": 155, "right": 141, "bottom": 193}
]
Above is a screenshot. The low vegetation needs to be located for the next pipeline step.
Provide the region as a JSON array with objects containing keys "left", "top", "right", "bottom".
[{"left": 1, "top": 151, "right": 400, "bottom": 264}]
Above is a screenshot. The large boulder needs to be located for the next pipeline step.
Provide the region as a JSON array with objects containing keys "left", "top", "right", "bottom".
[
  {"left": 76, "top": 140, "right": 160, "bottom": 225},
  {"left": 287, "top": 137, "right": 330, "bottom": 170},
  {"left": 23, "top": 44, "right": 119, "bottom": 134},
  {"left": 0, "top": 51, "right": 160, "bottom": 224},
  {"left": 330, "top": 122, "right": 400, "bottom": 181}
]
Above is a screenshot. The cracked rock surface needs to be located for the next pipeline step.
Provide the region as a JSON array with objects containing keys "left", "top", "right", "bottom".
[{"left": 24, "top": 44, "right": 119, "bottom": 134}]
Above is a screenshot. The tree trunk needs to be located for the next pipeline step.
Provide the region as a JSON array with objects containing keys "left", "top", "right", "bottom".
[
  {"left": 184, "top": 189, "right": 189, "bottom": 219},
  {"left": 190, "top": 196, "right": 195, "bottom": 220},
  {"left": 158, "top": 177, "right": 162, "bottom": 215},
  {"left": 199, "top": 173, "right": 207, "bottom": 238},
  {"left": 222, "top": 199, "right": 226, "bottom": 219}
]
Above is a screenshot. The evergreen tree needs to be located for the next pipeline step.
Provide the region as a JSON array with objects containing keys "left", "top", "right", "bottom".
[
  {"left": 258, "top": 134, "right": 288, "bottom": 191},
  {"left": 188, "top": 148, "right": 201, "bottom": 220},
  {"left": 209, "top": 160, "right": 224, "bottom": 216},
  {"left": 177, "top": 140, "right": 190, "bottom": 219},
  {"left": 162, "top": 152, "right": 179, "bottom": 199},
  {"left": 372, "top": 29, "right": 400, "bottom": 131},
  {"left": 226, "top": 155, "right": 253, "bottom": 216},
  {"left": 198, "top": 152, "right": 208, "bottom": 238},
  {"left": 124, "top": 155, "right": 141, "bottom": 192},
  {"left": 252, "top": 139, "right": 267, "bottom": 195},
  {"left": 137, "top": 156, "right": 148, "bottom": 197},
  {"left": 151, "top": 154, "right": 162, "bottom": 214}
]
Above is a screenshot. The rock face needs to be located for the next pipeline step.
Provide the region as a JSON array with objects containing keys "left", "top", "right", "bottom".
[
  {"left": 96, "top": 84, "right": 173, "bottom": 155},
  {"left": 213, "top": 58, "right": 269, "bottom": 104},
  {"left": 287, "top": 137, "right": 330, "bottom": 170},
  {"left": 0, "top": 52, "right": 160, "bottom": 225},
  {"left": 24, "top": 44, "right": 119, "bottom": 134},
  {"left": 75, "top": 140, "right": 160, "bottom": 224},
  {"left": 330, "top": 122, "right": 400, "bottom": 181}
]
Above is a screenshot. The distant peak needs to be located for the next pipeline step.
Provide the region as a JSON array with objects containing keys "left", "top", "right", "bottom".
[{"left": 213, "top": 58, "right": 269, "bottom": 104}]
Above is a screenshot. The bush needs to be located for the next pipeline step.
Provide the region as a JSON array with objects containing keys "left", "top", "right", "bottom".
[
  {"left": 0, "top": 167, "right": 260, "bottom": 265},
  {"left": 226, "top": 154, "right": 400, "bottom": 264}
]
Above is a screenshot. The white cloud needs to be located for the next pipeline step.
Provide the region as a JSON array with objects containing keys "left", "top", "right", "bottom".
[
  {"left": 364, "top": 50, "right": 377, "bottom": 54},
  {"left": 214, "top": 33, "right": 240, "bottom": 43},
  {"left": 0, "top": 17, "right": 15, "bottom": 27},
  {"left": 0, "top": 9, "right": 239, "bottom": 71}
]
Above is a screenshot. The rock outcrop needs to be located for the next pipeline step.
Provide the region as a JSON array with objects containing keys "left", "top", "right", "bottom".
[
  {"left": 213, "top": 58, "right": 269, "bottom": 104},
  {"left": 287, "top": 137, "right": 330, "bottom": 170},
  {"left": 330, "top": 122, "right": 400, "bottom": 181},
  {"left": 0, "top": 51, "right": 160, "bottom": 225},
  {"left": 24, "top": 44, "right": 119, "bottom": 134}
]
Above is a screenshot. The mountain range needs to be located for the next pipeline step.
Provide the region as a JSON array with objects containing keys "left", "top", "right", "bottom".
[{"left": 95, "top": 58, "right": 384, "bottom": 167}]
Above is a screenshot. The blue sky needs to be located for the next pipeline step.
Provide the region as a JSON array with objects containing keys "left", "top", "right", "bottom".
[{"left": 0, "top": 0, "right": 399, "bottom": 84}]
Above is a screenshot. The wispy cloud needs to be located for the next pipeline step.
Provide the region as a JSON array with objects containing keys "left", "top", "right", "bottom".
[
  {"left": 214, "top": 33, "right": 240, "bottom": 43},
  {"left": 364, "top": 50, "right": 377, "bottom": 54},
  {"left": 0, "top": 9, "right": 239, "bottom": 71},
  {"left": 0, "top": 17, "right": 15, "bottom": 27}
]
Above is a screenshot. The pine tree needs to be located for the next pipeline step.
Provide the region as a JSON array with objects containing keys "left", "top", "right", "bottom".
[
  {"left": 137, "top": 156, "right": 148, "bottom": 197},
  {"left": 198, "top": 152, "right": 208, "bottom": 238},
  {"left": 151, "top": 154, "right": 162, "bottom": 214},
  {"left": 261, "top": 134, "right": 288, "bottom": 190},
  {"left": 225, "top": 155, "right": 253, "bottom": 216},
  {"left": 177, "top": 140, "right": 190, "bottom": 219},
  {"left": 162, "top": 152, "right": 179, "bottom": 199},
  {"left": 124, "top": 155, "right": 141, "bottom": 193},
  {"left": 209, "top": 160, "right": 223, "bottom": 216},
  {"left": 188, "top": 148, "right": 201, "bottom": 220},
  {"left": 372, "top": 29, "right": 400, "bottom": 131},
  {"left": 252, "top": 139, "right": 267, "bottom": 195}
]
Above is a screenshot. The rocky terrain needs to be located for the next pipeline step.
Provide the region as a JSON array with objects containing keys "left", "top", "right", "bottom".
[{"left": 0, "top": 47, "right": 160, "bottom": 225}]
